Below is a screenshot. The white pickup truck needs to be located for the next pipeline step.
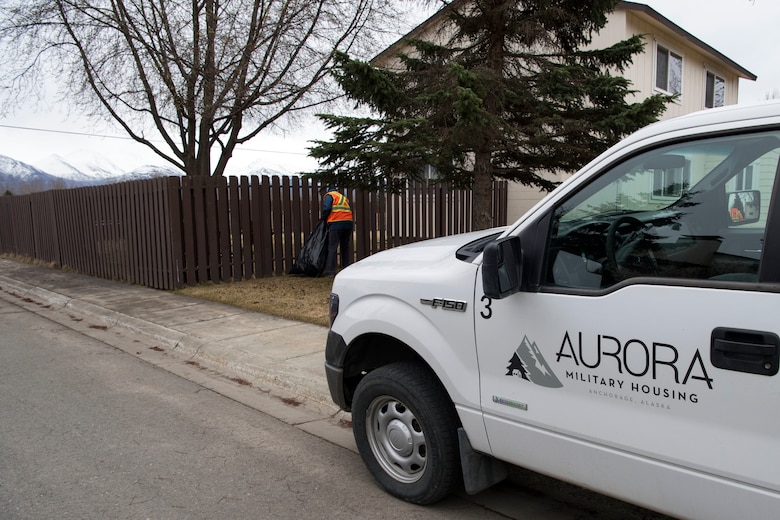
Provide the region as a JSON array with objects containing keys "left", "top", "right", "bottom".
[{"left": 325, "top": 102, "right": 780, "bottom": 519}]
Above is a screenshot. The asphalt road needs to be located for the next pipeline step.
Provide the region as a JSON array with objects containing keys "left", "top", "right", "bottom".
[
  {"left": 0, "top": 291, "right": 518, "bottom": 519},
  {"left": 0, "top": 289, "right": 673, "bottom": 520}
]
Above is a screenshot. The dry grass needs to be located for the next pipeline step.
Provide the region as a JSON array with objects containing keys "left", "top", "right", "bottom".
[
  {"left": 1, "top": 253, "right": 335, "bottom": 328},
  {"left": 175, "top": 275, "right": 334, "bottom": 327}
]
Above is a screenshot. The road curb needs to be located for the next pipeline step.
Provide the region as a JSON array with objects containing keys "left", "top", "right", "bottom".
[{"left": 0, "top": 274, "right": 343, "bottom": 418}]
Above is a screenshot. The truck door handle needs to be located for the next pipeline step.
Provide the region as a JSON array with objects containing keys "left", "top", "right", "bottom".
[
  {"left": 711, "top": 328, "right": 779, "bottom": 376},
  {"left": 713, "top": 339, "right": 776, "bottom": 356}
]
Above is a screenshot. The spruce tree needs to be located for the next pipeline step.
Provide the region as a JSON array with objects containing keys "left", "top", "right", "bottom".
[{"left": 308, "top": 0, "right": 674, "bottom": 230}]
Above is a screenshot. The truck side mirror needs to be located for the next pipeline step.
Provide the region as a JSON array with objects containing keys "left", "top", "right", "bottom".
[
  {"left": 727, "top": 190, "right": 761, "bottom": 225},
  {"left": 482, "top": 236, "right": 522, "bottom": 299}
]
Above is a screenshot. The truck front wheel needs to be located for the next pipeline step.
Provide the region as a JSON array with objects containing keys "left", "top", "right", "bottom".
[{"left": 351, "top": 362, "right": 461, "bottom": 505}]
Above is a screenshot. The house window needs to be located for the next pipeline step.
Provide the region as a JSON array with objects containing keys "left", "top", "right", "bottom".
[
  {"left": 732, "top": 164, "right": 754, "bottom": 191},
  {"left": 652, "top": 162, "right": 690, "bottom": 199},
  {"left": 705, "top": 71, "right": 725, "bottom": 108},
  {"left": 655, "top": 44, "right": 683, "bottom": 96}
]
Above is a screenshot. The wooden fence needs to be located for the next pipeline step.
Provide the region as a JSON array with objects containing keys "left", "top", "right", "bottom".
[{"left": 0, "top": 175, "right": 508, "bottom": 289}]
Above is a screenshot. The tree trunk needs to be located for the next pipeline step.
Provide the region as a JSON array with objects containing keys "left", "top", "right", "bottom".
[
  {"left": 472, "top": 150, "right": 494, "bottom": 231},
  {"left": 470, "top": 0, "right": 506, "bottom": 231}
]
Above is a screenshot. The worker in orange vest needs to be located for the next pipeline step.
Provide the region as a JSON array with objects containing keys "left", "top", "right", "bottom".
[
  {"left": 730, "top": 193, "right": 745, "bottom": 222},
  {"left": 321, "top": 187, "right": 354, "bottom": 276}
]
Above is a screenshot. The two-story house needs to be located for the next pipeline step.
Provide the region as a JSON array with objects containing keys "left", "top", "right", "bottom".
[{"left": 373, "top": 1, "right": 757, "bottom": 222}]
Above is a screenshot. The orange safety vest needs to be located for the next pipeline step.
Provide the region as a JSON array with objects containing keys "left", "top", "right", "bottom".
[{"left": 326, "top": 191, "right": 353, "bottom": 223}]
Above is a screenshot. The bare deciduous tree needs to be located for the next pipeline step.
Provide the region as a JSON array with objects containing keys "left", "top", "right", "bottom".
[{"left": 0, "top": 0, "right": 404, "bottom": 176}]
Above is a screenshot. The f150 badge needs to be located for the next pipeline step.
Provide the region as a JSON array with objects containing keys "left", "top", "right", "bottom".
[{"left": 420, "top": 298, "right": 467, "bottom": 312}]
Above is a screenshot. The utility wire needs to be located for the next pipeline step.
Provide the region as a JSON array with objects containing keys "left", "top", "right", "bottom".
[{"left": 0, "top": 123, "right": 310, "bottom": 156}]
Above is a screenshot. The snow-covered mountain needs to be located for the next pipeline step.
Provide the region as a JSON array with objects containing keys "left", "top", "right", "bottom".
[
  {"left": 0, "top": 152, "right": 176, "bottom": 195},
  {"left": 0, "top": 155, "right": 49, "bottom": 180},
  {"left": 230, "top": 157, "right": 299, "bottom": 177},
  {"left": 0, "top": 155, "right": 66, "bottom": 194},
  {"left": 0, "top": 151, "right": 289, "bottom": 195},
  {"left": 121, "top": 164, "right": 183, "bottom": 181},
  {"left": 32, "top": 150, "right": 125, "bottom": 182}
]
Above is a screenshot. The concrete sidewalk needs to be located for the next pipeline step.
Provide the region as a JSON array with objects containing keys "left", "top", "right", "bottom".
[{"left": 0, "top": 258, "right": 337, "bottom": 415}]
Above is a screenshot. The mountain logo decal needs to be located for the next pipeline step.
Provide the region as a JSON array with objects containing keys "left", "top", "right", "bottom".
[{"left": 506, "top": 335, "right": 563, "bottom": 388}]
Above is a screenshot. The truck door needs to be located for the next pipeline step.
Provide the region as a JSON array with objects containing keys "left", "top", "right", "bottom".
[{"left": 474, "top": 129, "right": 780, "bottom": 504}]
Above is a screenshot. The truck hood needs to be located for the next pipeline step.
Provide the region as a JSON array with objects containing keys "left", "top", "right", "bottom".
[{"left": 341, "top": 227, "right": 505, "bottom": 273}]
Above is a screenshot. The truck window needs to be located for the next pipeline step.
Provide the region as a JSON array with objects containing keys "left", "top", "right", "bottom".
[{"left": 545, "top": 131, "right": 780, "bottom": 289}]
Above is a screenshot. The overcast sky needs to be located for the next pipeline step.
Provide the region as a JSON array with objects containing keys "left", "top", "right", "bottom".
[{"left": 0, "top": 0, "right": 777, "bottom": 175}]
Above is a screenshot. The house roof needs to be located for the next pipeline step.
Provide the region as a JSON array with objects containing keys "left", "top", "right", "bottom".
[
  {"left": 621, "top": 1, "right": 756, "bottom": 80},
  {"left": 370, "top": 0, "right": 462, "bottom": 66},
  {"left": 373, "top": 1, "right": 757, "bottom": 81}
]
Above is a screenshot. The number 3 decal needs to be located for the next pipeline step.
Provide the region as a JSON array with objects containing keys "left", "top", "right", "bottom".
[{"left": 480, "top": 295, "right": 492, "bottom": 319}]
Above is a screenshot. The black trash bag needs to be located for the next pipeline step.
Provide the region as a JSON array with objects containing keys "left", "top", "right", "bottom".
[{"left": 289, "top": 220, "right": 329, "bottom": 276}]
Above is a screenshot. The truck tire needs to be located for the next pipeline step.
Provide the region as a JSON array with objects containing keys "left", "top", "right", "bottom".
[{"left": 351, "top": 362, "right": 461, "bottom": 505}]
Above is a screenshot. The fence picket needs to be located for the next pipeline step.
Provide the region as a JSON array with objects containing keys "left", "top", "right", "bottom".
[{"left": 0, "top": 175, "right": 507, "bottom": 289}]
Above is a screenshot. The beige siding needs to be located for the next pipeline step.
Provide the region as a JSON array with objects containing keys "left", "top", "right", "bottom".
[
  {"left": 623, "top": 13, "right": 740, "bottom": 118},
  {"left": 506, "top": 172, "right": 574, "bottom": 223}
]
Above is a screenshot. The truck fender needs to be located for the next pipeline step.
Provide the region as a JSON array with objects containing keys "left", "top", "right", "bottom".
[{"left": 336, "top": 294, "right": 482, "bottom": 412}]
